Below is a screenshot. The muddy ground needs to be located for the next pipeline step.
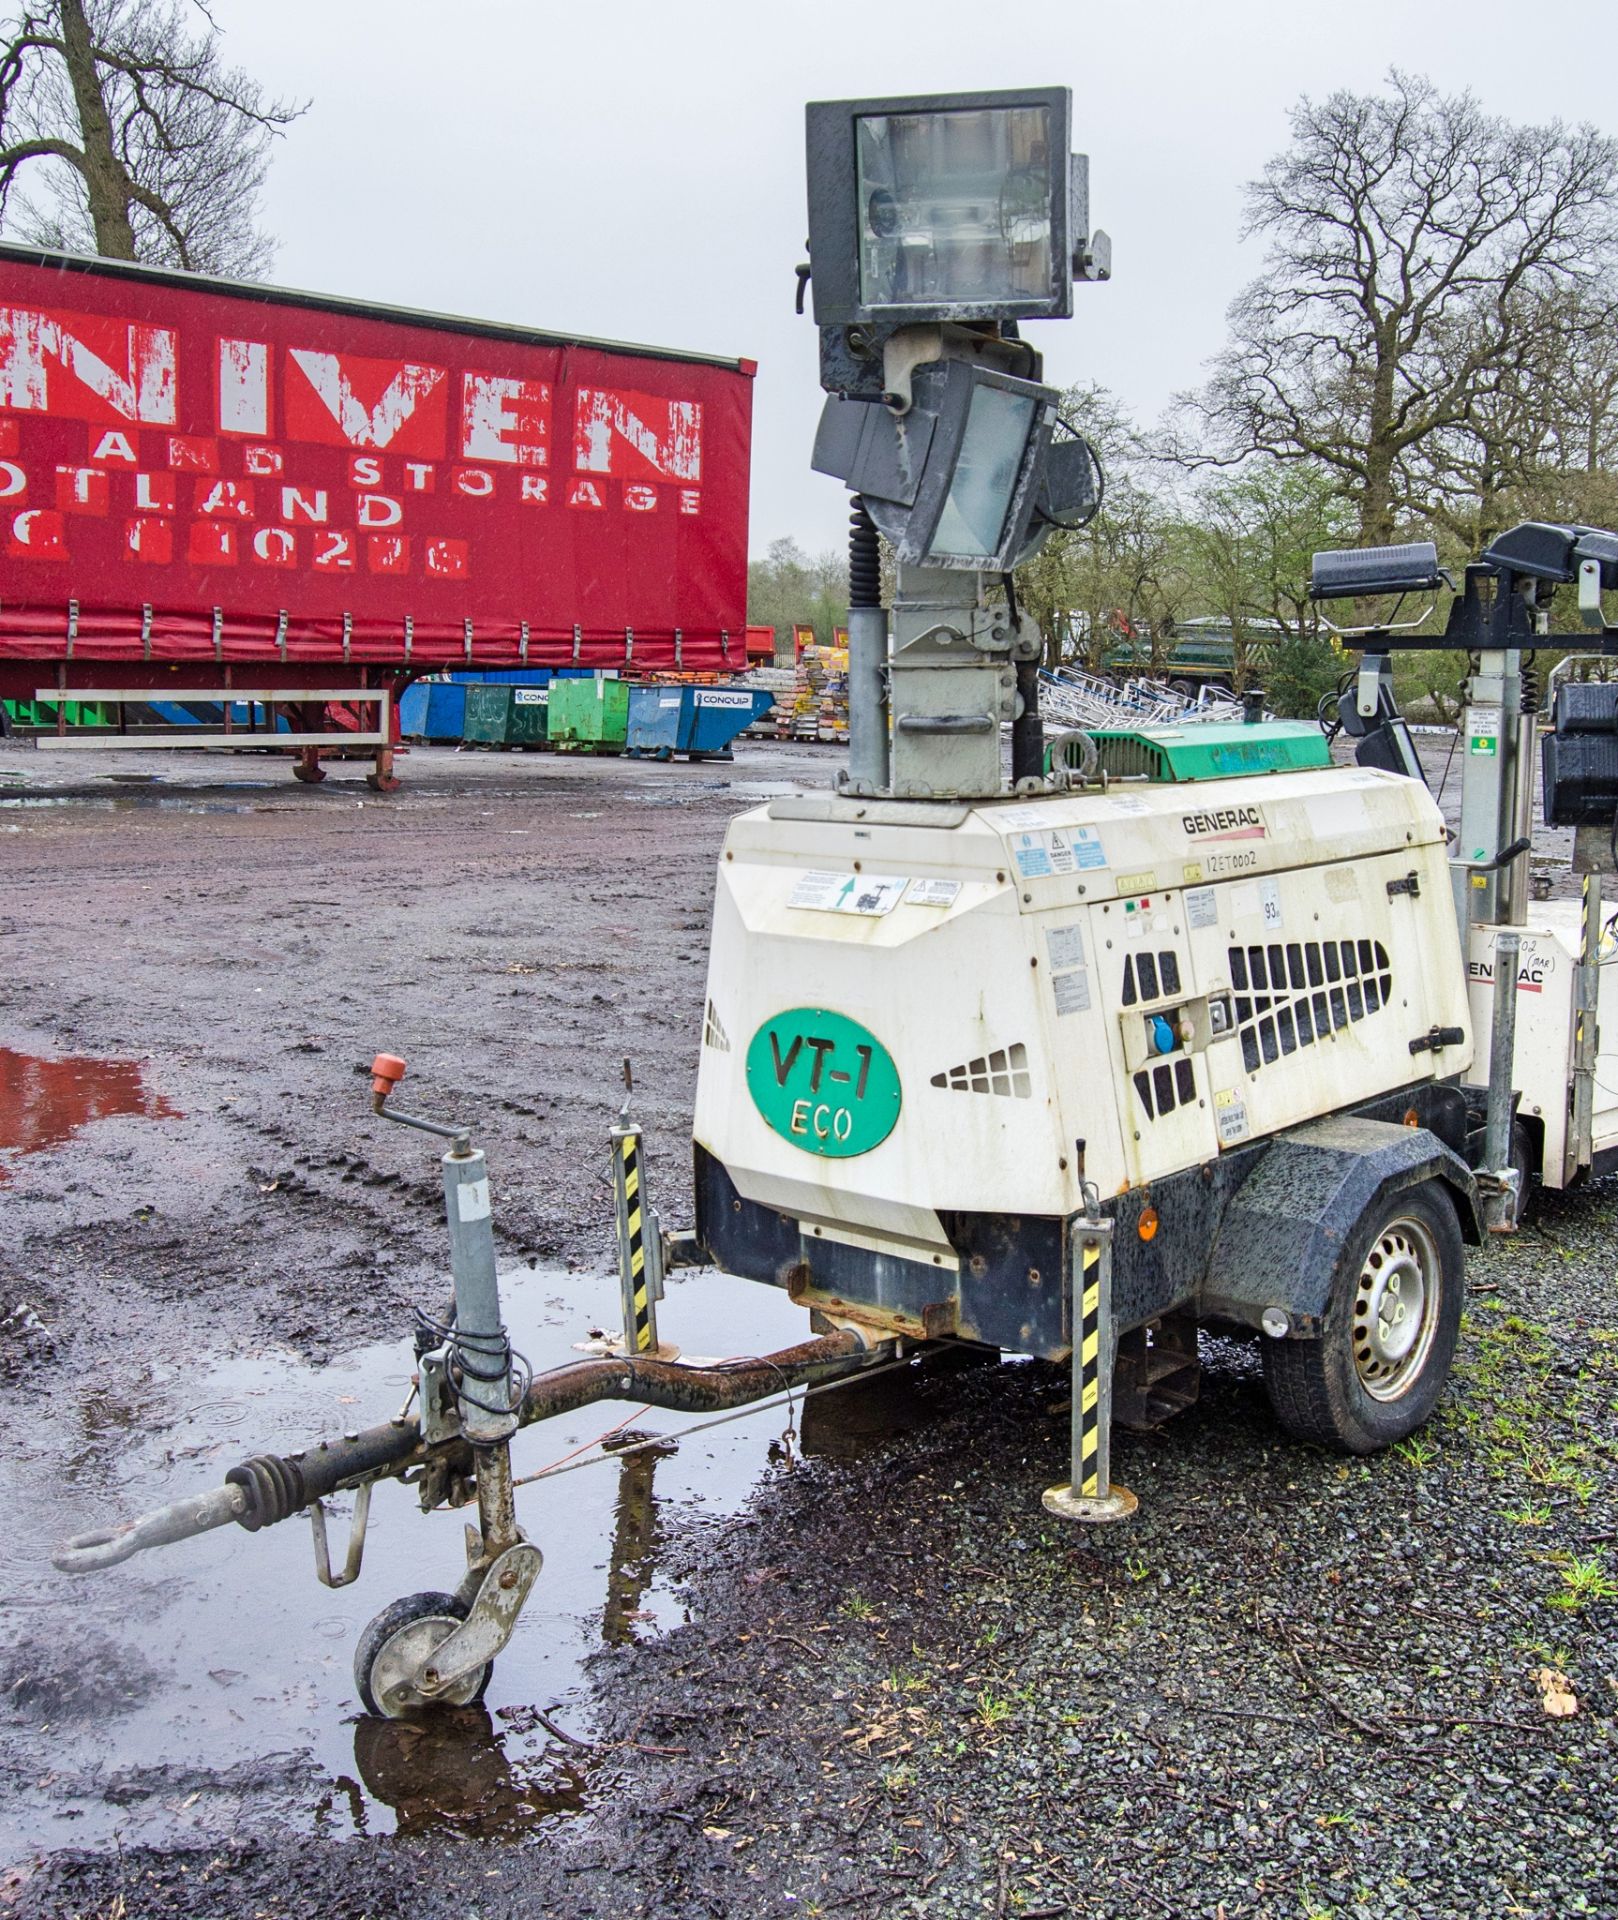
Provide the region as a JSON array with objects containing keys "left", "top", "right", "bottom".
[{"left": 1, "top": 733, "right": 1615, "bottom": 1920}]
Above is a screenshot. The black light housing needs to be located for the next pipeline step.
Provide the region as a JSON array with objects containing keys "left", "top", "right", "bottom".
[
  {"left": 1483, "top": 521, "right": 1618, "bottom": 588},
  {"left": 805, "top": 88, "right": 1086, "bottom": 327},
  {"left": 812, "top": 358, "right": 1059, "bottom": 571},
  {"left": 1310, "top": 541, "right": 1444, "bottom": 602}
]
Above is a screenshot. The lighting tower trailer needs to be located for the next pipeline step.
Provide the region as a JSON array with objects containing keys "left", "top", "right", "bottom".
[{"left": 55, "top": 91, "right": 1618, "bottom": 1714}]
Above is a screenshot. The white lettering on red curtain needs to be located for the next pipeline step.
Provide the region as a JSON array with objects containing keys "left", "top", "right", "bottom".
[
  {"left": 218, "top": 339, "right": 270, "bottom": 435},
  {"left": 286, "top": 350, "right": 447, "bottom": 453},
  {"left": 0, "top": 307, "right": 177, "bottom": 424},
  {"left": 462, "top": 373, "right": 550, "bottom": 465},
  {"left": 573, "top": 387, "right": 701, "bottom": 482}
]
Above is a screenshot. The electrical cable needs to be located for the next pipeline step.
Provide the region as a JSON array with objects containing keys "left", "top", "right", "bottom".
[
  {"left": 1434, "top": 726, "right": 1459, "bottom": 808},
  {"left": 412, "top": 1305, "right": 533, "bottom": 1419},
  {"left": 1034, "top": 421, "right": 1105, "bottom": 534}
]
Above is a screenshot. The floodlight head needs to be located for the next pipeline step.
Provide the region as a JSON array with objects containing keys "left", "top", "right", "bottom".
[
  {"left": 1310, "top": 541, "right": 1444, "bottom": 602},
  {"left": 812, "top": 358, "right": 1058, "bottom": 572},
  {"left": 1481, "top": 520, "right": 1618, "bottom": 589},
  {"left": 1576, "top": 528, "right": 1618, "bottom": 589},
  {"left": 805, "top": 88, "right": 1089, "bottom": 327}
]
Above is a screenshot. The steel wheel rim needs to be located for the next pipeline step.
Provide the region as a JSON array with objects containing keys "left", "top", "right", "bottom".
[
  {"left": 370, "top": 1615, "right": 486, "bottom": 1717},
  {"left": 1352, "top": 1213, "right": 1440, "bottom": 1401}
]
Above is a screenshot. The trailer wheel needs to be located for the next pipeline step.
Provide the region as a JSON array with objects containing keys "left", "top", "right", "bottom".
[
  {"left": 1262, "top": 1181, "right": 1463, "bottom": 1454},
  {"left": 354, "top": 1590, "right": 491, "bottom": 1718}
]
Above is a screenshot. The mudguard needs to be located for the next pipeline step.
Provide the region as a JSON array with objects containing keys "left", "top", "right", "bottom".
[{"left": 1200, "top": 1116, "right": 1482, "bottom": 1335}]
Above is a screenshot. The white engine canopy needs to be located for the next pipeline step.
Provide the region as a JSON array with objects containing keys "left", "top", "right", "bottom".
[{"left": 695, "top": 767, "right": 1472, "bottom": 1265}]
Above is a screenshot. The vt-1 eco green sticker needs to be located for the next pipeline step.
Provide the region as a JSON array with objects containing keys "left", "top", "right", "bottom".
[{"left": 745, "top": 1007, "right": 901, "bottom": 1158}]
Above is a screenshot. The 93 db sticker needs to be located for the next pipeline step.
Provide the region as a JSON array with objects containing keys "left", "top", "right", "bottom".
[{"left": 745, "top": 1008, "right": 901, "bottom": 1159}]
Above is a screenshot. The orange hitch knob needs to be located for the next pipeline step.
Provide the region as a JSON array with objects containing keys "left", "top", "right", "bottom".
[{"left": 370, "top": 1053, "right": 408, "bottom": 1101}]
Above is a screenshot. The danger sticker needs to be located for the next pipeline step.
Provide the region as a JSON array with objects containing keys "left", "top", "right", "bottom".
[
  {"left": 905, "top": 877, "right": 961, "bottom": 908},
  {"left": 1010, "top": 827, "right": 1108, "bottom": 879}
]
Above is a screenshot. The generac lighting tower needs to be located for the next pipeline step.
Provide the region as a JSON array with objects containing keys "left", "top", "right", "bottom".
[{"left": 801, "top": 88, "right": 1110, "bottom": 797}]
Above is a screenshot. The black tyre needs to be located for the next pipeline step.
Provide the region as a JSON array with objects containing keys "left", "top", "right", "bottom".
[
  {"left": 1262, "top": 1181, "right": 1464, "bottom": 1454},
  {"left": 1505, "top": 1123, "right": 1534, "bottom": 1227},
  {"left": 353, "top": 1590, "right": 490, "bottom": 1719}
]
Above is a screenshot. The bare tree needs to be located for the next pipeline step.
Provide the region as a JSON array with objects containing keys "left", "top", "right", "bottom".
[
  {"left": 1186, "top": 71, "right": 1618, "bottom": 545},
  {"left": 1019, "top": 384, "right": 1196, "bottom": 670},
  {"left": 1409, "top": 276, "right": 1618, "bottom": 548},
  {"left": 747, "top": 536, "right": 849, "bottom": 649},
  {"left": 0, "top": 0, "right": 304, "bottom": 277}
]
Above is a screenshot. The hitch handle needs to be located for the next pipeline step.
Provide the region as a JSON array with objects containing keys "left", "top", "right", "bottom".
[{"left": 371, "top": 1052, "right": 407, "bottom": 1101}]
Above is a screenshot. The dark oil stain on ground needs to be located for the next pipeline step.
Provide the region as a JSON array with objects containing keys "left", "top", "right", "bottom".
[{"left": 0, "top": 1045, "right": 180, "bottom": 1179}]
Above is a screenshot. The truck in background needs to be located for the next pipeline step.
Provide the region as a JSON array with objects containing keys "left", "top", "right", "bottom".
[{"left": 0, "top": 245, "right": 755, "bottom": 784}]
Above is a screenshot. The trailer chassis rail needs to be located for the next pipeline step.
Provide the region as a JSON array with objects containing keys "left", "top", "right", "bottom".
[{"left": 53, "top": 1326, "right": 889, "bottom": 1578}]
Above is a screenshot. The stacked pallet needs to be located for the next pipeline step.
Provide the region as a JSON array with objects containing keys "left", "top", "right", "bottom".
[
  {"left": 744, "top": 666, "right": 795, "bottom": 736},
  {"left": 780, "top": 645, "right": 850, "bottom": 742}
]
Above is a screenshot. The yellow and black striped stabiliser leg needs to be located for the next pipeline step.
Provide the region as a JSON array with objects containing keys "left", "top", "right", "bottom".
[
  {"left": 614, "top": 1128, "right": 657, "bottom": 1355},
  {"left": 1042, "top": 1219, "right": 1135, "bottom": 1523},
  {"left": 1077, "top": 1242, "right": 1104, "bottom": 1497}
]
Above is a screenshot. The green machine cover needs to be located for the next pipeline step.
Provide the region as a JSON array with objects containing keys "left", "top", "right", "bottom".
[{"left": 1084, "top": 721, "right": 1330, "bottom": 783}]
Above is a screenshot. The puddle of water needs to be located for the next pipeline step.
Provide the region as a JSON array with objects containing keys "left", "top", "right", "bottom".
[
  {"left": 0, "top": 1262, "right": 870, "bottom": 1861},
  {"left": 0, "top": 794, "right": 265, "bottom": 814},
  {"left": 727, "top": 779, "right": 798, "bottom": 800},
  {"left": 0, "top": 1047, "right": 180, "bottom": 1182}
]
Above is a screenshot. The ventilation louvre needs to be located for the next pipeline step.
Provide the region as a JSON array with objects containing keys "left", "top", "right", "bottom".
[
  {"left": 931, "top": 1042, "right": 1031, "bottom": 1099},
  {"left": 703, "top": 1000, "right": 731, "bottom": 1053},
  {"left": 1229, "top": 938, "right": 1391, "bottom": 1074},
  {"left": 1122, "top": 949, "right": 1183, "bottom": 1006},
  {"left": 1133, "top": 1054, "right": 1197, "bottom": 1121}
]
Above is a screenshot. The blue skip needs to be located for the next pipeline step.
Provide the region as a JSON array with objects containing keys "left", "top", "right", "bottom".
[{"left": 625, "top": 684, "right": 775, "bottom": 761}]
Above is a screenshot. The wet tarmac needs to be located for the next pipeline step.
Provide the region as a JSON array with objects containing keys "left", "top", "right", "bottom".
[{"left": 0, "top": 1260, "right": 836, "bottom": 1860}]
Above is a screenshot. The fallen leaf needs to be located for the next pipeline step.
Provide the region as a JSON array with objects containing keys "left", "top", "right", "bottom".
[
  {"left": 702, "top": 1826, "right": 732, "bottom": 1841},
  {"left": 1536, "top": 1668, "right": 1578, "bottom": 1717}
]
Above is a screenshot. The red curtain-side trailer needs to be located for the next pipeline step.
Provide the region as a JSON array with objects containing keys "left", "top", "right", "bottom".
[{"left": 0, "top": 245, "right": 756, "bottom": 781}]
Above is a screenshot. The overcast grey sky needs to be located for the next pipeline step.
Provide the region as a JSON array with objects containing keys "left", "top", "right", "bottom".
[{"left": 215, "top": 0, "right": 1618, "bottom": 561}]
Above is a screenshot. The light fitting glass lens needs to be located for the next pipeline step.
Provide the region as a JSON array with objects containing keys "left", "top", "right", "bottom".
[
  {"left": 929, "top": 383, "right": 1036, "bottom": 562},
  {"left": 855, "top": 106, "right": 1054, "bottom": 310}
]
